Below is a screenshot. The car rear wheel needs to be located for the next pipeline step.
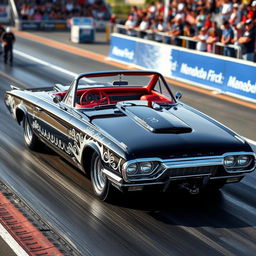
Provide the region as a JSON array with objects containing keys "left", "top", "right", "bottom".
[
  {"left": 90, "top": 152, "right": 113, "bottom": 201},
  {"left": 23, "top": 118, "right": 41, "bottom": 151}
]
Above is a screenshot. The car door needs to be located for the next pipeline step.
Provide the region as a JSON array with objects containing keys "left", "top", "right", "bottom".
[{"left": 30, "top": 98, "right": 77, "bottom": 160}]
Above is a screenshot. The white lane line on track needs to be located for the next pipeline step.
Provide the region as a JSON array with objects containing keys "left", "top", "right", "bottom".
[
  {"left": 14, "top": 49, "right": 256, "bottom": 147},
  {"left": 0, "top": 223, "right": 29, "bottom": 256},
  {"left": 14, "top": 49, "right": 77, "bottom": 77}
]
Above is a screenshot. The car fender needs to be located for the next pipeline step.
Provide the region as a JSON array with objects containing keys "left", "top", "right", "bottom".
[
  {"left": 80, "top": 142, "right": 102, "bottom": 174},
  {"left": 15, "top": 104, "right": 28, "bottom": 125}
]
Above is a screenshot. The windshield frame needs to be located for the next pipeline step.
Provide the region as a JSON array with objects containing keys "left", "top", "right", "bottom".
[{"left": 62, "top": 70, "right": 176, "bottom": 108}]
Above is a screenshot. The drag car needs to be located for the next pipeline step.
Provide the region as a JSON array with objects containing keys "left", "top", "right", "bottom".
[{"left": 4, "top": 70, "right": 256, "bottom": 201}]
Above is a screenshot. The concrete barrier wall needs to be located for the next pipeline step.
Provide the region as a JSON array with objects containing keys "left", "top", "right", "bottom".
[{"left": 108, "top": 33, "right": 256, "bottom": 103}]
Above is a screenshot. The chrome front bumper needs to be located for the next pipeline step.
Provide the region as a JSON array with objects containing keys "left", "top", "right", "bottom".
[{"left": 102, "top": 152, "right": 255, "bottom": 190}]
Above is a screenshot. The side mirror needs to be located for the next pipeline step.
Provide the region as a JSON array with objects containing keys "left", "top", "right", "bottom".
[
  {"left": 53, "top": 95, "right": 62, "bottom": 104},
  {"left": 175, "top": 91, "right": 182, "bottom": 100}
]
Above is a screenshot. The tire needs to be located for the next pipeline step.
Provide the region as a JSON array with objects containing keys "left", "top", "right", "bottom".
[
  {"left": 90, "top": 151, "right": 114, "bottom": 201},
  {"left": 23, "top": 118, "right": 42, "bottom": 151}
]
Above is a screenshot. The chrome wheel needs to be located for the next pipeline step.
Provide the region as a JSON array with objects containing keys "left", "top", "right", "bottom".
[
  {"left": 93, "top": 155, "right": 107, "bottom": 193},
  {"left": 23, "top": 118, "right": 41, "bottom": 151},
  {"left": 24, "top": 119, "right": 33, "bottom": 145},
  {"left": 90, "top": 152, "right": 114, "bottom": 201}
]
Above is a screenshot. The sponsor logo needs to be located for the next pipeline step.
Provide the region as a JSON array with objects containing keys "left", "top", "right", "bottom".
[
  {"left": 112, "top": 46, "right": 134, "bottom": 60},
  {"left": 180, "top": 63, "right": 207, "bottom": 79},
  {"left": 42, "top": 22, "right": 55, "bottom": 29},
  {"left": 22, "top": 22, "right": 40, "bottom": 29},
  {"left": 180, "top": 64, "right": 224, "bottom": 84},
  {"left": 227, "top": 76, "right": 256, "bottom": 94}
]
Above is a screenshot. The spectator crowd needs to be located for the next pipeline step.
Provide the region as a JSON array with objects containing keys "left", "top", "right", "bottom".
[
  {"left": 123, "top": 0, "right": 256, "bottom": 62},
  {"left": 16, "top": 0, "right": 110, "bottom": 21},
  {"left": 13, "top": 0, "right": 256, "bottom": 61}
]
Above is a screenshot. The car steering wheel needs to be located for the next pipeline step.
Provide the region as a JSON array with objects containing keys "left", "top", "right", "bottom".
[{"left": 80, "top": 89, "right": 110, "bottom": 106}]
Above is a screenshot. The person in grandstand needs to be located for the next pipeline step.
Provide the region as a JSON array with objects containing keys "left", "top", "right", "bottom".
[
  {"left": 221, "top": 20, "right": 235, "bottom": 57},
  {"left": 183, "top": 22, "right": 196, "bottom": 49},
  {"left": 124, "top": 15, "right": 137, "bottom": 36},
  {"left": 193, "top": 27, "right": 208, "bottom": 52},
  {"left": 150, "top": 17, "right": 166, "bottom": 42},
  {"left": 196, "top": 9, "right": 206, "bottom": 32},
  {"left": 1, "top": 27, "right": 15, "bottom": 66},
  {"left": 238, "top": 19, "right": 256, "bottom": 61},
  {"left": 221, "top": 0, "right": 233, "bottom": 22},
  {"left": 229, "top": 3, "right": 241, "bottom": 26},
  {"left": 167, "top": 17, "right": 184, "bottom": 46},
  {"left": 207, "top": 28, "right": 220, "bottom": 53},
  {"left": 0, "top": 24, "right": 5, "bottom": 56},
  {"left": 138, "top": 13, "right": 150, "bottom": 38}
]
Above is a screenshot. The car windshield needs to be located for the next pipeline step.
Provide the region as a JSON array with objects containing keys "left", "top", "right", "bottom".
[
  {"left": 77, "top": 73, "right": 155, "bottom": 89},
  {"left": 62, "top": 71, "right": 175, "bottom": 108}
]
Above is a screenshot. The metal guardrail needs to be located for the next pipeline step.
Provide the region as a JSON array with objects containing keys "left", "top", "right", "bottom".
[{"left": 115, "top": 24, "right": 242, "bottom": 59}]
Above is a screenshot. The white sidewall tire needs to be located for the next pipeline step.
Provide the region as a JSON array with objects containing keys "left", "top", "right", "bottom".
[{"left": 90, "top": 152, "right": 111, "bottom": 201}]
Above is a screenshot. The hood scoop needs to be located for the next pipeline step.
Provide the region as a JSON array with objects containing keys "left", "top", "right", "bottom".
[{"left": 117, "top": 102, "right": 192, "bottom": 134}]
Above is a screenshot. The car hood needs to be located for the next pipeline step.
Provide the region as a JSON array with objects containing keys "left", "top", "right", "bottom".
[{"left": 88, "top": 102, "right": 252, "bottom": 160}]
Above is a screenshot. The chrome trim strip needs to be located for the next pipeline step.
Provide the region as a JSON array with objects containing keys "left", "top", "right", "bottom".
[
  {"left": 234, "top": 135, "right": 246, "bottom": 144},
  {"left": 162, "top": 159, "right": 223, "bottom": 169},
  {"left": 162, "top": 156, "right": 223, "bottom": 163},
  {"left": 120, "top": 181, "right": 166, "bottom": 187},
  {"left": 102, "top": 168, "right": 123, "bottom": 183},
  {"left": 225, "top": 167, "right": 255, "bottom": 174},
  {"left": 210, "top": 174, "right": 244, "bottom": 180},
  {"left": 163, "top": 173, "right": 211, "bottom": 179}
]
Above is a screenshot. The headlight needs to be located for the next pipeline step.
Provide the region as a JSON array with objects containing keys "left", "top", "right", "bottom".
[
  {"left": 224, "top": 156, "right": 235, "bottom": 167},
  {"left": 126, "top": 163, "right": 138, "bottom": 175},
  {"left": 237, "top": 155, "right": 250, "bottom": 166},
  {"left": 140, "top": 162, "right": 153, "bottom": 173}
]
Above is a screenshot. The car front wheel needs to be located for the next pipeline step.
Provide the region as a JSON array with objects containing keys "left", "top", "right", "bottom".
[{"left": 90, "top": 152, "right": 113, "bottom": 201}]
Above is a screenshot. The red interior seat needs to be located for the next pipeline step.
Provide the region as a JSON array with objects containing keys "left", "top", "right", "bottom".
[{"left": 140, "top": 91, "right": 173, "bottom": 103}]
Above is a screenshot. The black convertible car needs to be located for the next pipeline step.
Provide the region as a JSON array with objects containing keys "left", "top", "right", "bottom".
[{"left": 5, "top": 70, "right": 256, "bottom": 201}]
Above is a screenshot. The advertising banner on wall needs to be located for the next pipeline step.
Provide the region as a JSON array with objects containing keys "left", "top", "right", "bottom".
[
  {"left": 109, "top": 34, "right": 256, "bottom": 102},
  {"left": 19, "top": 21, "right": 68, "bottom": 30},
  {"left": 109, "top": 35, "right": 136, "bottom": 64},
  {"left": 0, "top": 4, "right": 10, "bottom": 23}
]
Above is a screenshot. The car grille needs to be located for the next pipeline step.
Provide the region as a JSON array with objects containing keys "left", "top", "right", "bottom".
[{"left": 167, "top": 166, "right": 217, "bottom": 178}]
